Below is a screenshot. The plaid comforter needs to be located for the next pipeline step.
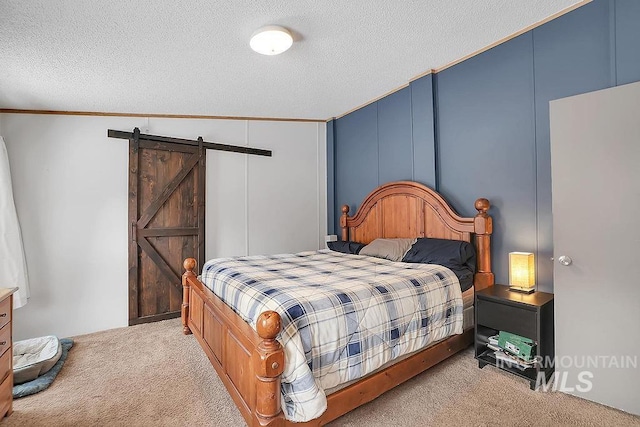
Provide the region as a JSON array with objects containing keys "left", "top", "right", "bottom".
[{"left": 201, "top": 250, "right": 463, "bottom": 422}]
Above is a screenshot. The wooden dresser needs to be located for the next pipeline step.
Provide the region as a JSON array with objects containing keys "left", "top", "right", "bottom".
[{"left": 0, "top": 288, "right": 16, "bottom": 419}]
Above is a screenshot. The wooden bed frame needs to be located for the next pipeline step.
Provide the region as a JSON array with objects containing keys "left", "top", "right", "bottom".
[{"left": 181, "top": 181, "right": 493, "bottom": 426}]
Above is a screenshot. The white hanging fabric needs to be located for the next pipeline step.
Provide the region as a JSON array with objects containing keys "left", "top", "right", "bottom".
[{"left": 0, "top": 136, "right": 29, "bottom": 308}]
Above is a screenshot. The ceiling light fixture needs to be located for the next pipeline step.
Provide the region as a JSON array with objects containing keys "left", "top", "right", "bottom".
[{"left": 250, "top": 26, "right": 293, "bottom": 56}]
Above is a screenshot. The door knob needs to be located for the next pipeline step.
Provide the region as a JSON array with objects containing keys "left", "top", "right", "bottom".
[{"left": 558, "top": 255, "right": 572, "bottom": 266}]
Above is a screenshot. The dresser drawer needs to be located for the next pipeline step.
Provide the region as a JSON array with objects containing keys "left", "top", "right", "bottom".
[
  {"left": 477, "top": 298, "right": 537, "bottom": 339},
  {"left": 0, "top": 346, "right": 10, "bottom": 384},
  {"left": 0, "top": 370, "right": 11, "bottom": 418},
  {"left": 0, "top": 298, "right": 10, "bottom": 330},
  {"left": 0, "top": 291, "right": 15, "bottom": 420},
  {"left": 0, "top": 324, "right": 10, "bottom": 359}
]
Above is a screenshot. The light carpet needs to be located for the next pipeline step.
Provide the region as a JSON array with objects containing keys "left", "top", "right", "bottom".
[{"left": 6, "top": 319, "right": 639, "bottom": 426}]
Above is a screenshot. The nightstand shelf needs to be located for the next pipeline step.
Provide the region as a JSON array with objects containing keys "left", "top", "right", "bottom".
[
  {"left": 474, "top": 285, "right": 554, "bottom": 390},
  {"left": 476, "top": 348, "right": 539, "bottom": 382}
]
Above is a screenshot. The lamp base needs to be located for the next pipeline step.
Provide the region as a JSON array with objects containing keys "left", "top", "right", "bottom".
[{"left": 509, "top": 286, "right": 535, "bottom": 294}]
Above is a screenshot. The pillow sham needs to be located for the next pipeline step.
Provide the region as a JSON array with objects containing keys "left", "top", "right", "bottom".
[
  {"left": 327, "top": 240, "right": 366, "bottom": 255},
  {"left": 359, "top": 238, "right": 417, "bottom": 262},
  {"left": 401, "top": 238, "right": 476, "bottom": 291},
  {"left": 445, "top": 266, "right": 475, "bottom": 293}
]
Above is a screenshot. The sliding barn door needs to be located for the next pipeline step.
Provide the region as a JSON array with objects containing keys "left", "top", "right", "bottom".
[{"left": 128, "top": 135, "right": 205, "bottom": 325}]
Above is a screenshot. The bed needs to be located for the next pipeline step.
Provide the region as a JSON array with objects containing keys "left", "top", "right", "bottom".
[{"left": 181, "top": 181, "right": 494, "bottom": 426}]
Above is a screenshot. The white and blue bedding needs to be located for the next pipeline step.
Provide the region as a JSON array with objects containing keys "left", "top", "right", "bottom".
[{"left": 201, "top": 249, "right": 463, "bottom": 422}]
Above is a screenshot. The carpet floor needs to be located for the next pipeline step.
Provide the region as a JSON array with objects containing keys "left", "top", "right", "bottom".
[{"left": 6, "top": 319, "right": 639, "bottom": 426}]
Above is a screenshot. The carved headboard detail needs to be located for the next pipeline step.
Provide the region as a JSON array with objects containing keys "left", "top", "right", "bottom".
[{"left": 339, "top": 181, "right": 494, "bottom": 290}]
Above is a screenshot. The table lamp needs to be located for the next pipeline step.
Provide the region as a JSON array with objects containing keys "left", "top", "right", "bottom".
[{"left": 509, "top": 252, "right": 535, "bottom": 294}]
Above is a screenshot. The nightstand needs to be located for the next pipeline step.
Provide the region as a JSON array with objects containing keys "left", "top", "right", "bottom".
[{"left": 475, "top": 285, "right": 554, "bottom": 390}]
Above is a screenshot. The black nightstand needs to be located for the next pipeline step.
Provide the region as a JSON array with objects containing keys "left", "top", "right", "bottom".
[{"left": 475, "top": 285, "right": 554, "bottom": 389}]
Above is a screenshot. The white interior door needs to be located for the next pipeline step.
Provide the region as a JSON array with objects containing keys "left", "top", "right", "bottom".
[{"left": 550, "top": 81, "right": 640, "bottom": 415}]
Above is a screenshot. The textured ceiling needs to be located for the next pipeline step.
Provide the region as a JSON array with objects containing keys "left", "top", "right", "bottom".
[{"left": 0, "top": 1, "right": 583, "bottom": 120}]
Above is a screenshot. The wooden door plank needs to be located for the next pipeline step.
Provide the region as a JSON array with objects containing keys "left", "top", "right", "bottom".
[
  {"left": 138, "top": 237, "right": 181, "bottom": 288},
  {"left": 155, "top": 149, "right": 171, "bottom": 315},
  {"left": 129, "top": 311, "right": 181, "bottom": 326},
  {"left": 139, "top": 227, "right": 199, "bottom": 237},
  {"left": 168, "top": 151, "right": 186, "bottom": 312},
  {"left": 139, "top": 139, "right": 198, "bottom": 154},
  {"left": 137, "top": 151, "right": 200, "bottom": 229},
  {"left": 128, "top": 133, "right": 140, "bottom": 323},
  {"left": 182, "top": 147, "right": 201, "bottom": 314},
  {"left": 140, "top": 147, "right": 159, "bottom": 317},
  {"left": 197, "top": 140, "right": 206, "bottom": 268}
]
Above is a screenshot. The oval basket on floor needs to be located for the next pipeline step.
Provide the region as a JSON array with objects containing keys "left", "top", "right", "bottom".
[
  {"left": 13, "top": 338, "right": 74, "bottom": 399},
  {"left": 14, "top": 336, "right": 63, "bottom": 385}
]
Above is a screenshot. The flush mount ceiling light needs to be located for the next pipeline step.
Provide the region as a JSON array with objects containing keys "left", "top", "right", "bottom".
[{"left": 250, "top": 26, "right": 293, "bottom": 55}]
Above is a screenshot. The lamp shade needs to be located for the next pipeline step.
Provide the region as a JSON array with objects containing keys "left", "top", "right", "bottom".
[
  {"left": 250, "top": 26, "right": 293, "bottom": 55},
  {"left": 509, "top": 252, "right": 535, "bottom": 290}
]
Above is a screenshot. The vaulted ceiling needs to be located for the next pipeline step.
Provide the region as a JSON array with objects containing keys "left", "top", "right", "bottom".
[{"left": 0, "top": 1, "right": 583, "bottom": 120}]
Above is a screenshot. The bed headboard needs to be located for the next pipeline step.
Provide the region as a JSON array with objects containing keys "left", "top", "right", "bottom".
[{"left": 340, "top": 181, "right": 494, "bottom": 291}]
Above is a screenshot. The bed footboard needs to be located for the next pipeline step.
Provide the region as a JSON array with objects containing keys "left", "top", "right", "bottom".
[{"left": 181, "top": 258, "right": 286, "bottom": 427}]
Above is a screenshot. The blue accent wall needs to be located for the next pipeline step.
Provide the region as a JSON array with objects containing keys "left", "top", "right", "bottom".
[
  {"left": 410, "top": 74, "right": 437, "bottom": 188},
  {"left": 437, "top": 32, "right": 537, "bottom": 289},
  {"left": 615, "top": 0, "right": 640, "bottom": 85},
  {"left": 329, "top": 0, "right": 640, "bottom": 291},
  {"left": 331, "top": 78, "right": 436, "bottom": 234},
  {"left": 532, "top": 0, "right": 613, "bottom": 291},
  {"left": 334, "top": 103, "right": 379, "bottom": 234},
  {"left": 377, "top": 87, "right": 413, "bottom": 184},
  {"left": 326, "top": 120, "right": 335, "bottom": 234}
]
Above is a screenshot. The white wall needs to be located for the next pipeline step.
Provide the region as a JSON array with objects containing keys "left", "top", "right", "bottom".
[{"left": 0, "top": 113, "right": 326, "bottom": 340}]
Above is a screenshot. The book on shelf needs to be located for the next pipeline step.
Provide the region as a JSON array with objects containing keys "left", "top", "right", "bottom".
[
  {"left": 485, "top": 333, "right": 537, "bottom": 368},
  {"left": 488, "top": 335, "right": 499, "bottom": 347},
  {"left": 487, "top": 342, "right": 501, "bottom": 352},
  {"left": 492, "top": 349, "right": 535, "bottom": 370},
  {"left": 498, "top": 331, "right": 536, "bottom": 362}
]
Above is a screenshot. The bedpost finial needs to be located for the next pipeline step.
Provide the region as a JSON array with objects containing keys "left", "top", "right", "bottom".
[
  {"left": 474, "top": 198, "right": 490, "bottom": 214},
  {"left": 341, "top": 205, "right": 349, "bottom": 215},
  {"left": 184, "top": 258, "right": 197, "bottom": 273},
  {"left": 256, "top": 311, "right": 282, "bottom": 340}
]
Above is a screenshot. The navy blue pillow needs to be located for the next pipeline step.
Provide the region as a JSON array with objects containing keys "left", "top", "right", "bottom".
[
  {"left": 401, "top": 238, "right": 476, "bottom": 292},
  {"left": 327, "top": 241, "right": 366, "bottom": 255}
]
